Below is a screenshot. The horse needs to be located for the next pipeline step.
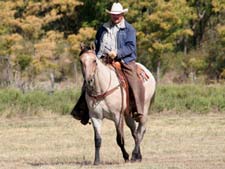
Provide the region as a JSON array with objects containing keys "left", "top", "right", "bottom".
[{"left": 78, "top": 46, "right": 156, "bottom": 165}]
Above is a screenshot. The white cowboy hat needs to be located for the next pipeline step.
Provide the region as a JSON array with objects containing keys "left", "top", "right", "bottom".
[{"left": 106, "top": 2, "right": 128, "bottom": 14}]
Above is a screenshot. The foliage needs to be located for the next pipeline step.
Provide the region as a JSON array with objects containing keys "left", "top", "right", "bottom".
[
  {"left": 77, "top": 0, "right": 112, "bottom": 28},
  {"left": 0, "top": 0, "right": 82, "bottom": 82},
  {"left": 0, "top": 0, "right": 224, "bottom": 83},
  {"left": 123, "top": 0, "right": 195, "bottom": 71},
  {"left": 15, "top": 54, "right": 32, "bottom": 71},
  {"left": 67, "top": 27, "right": 96, "bottom": 58}
]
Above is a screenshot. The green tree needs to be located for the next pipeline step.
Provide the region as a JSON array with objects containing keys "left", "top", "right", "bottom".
[
  {"left": 0, "top": 0, "right": 83, "bottom": 85},
  {"left": 0, "top": 0, "right": 224, "bottom": 85},
  {"left": 123, "top": 0, "right": 194, "bottom": 81},
  {"left": 187, "top": 0, "right": 225, "bottom": 47}
]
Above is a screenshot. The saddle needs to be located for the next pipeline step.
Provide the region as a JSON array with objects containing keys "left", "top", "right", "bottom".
[{"left": 111, "top": 61, "right": 149, "bottom": 116}]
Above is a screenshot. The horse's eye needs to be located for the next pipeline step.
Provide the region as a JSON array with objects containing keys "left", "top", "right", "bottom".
[{"left": 93, "top": 60, "right": 97, "bottom": 64}]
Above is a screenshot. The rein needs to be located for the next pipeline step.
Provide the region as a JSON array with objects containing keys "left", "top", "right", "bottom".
[
  {"left": 86, "top": 61, "right": 121, "bottom": 101},
  {"left": 87, "top": 84, "right": 120, "bottom": 100},
  {"left": 87, "top": 58, "right": 120, "bottom": 100},
  {"left": 81, "top": 50, "right": 126, "bottom": 118}
]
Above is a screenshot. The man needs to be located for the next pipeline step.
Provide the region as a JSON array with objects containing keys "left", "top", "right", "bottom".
[{"left": 71, "top": 2, "right": 145, "bottom": 124}]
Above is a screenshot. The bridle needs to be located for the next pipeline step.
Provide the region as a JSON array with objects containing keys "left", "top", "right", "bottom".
[
  {"left": 80, "top": 49, "right": 126, "bottom": 122},
  {"left": 80, "top": 50, "right": 122, "bottom": 101}
]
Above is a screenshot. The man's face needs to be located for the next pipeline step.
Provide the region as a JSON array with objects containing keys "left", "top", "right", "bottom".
[{"left": 110, "top": 13, "right": 124, "bottom": 24}]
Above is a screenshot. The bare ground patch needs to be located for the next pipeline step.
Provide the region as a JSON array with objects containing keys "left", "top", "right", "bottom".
[{"left": 0, "top": 113, "right": 225, "bottom": 169}]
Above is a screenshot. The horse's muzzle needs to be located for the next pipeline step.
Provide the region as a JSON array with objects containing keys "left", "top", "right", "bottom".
[{"left": 85, "top": 74, "right": 95, "bottom": 87}]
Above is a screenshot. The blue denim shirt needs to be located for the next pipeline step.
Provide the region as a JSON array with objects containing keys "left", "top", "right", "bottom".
[{"left": 95, "top": 20, "right": 137, "bottom": 64}]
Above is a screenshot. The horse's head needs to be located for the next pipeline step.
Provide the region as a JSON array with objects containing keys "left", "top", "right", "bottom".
[{"left": 79, "top": 43, "right": 97, "bottom": 87}]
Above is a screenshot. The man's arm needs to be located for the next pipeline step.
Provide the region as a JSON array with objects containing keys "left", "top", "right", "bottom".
[{"left": 116, "top": 26, "right": 136, "bottom": 59}]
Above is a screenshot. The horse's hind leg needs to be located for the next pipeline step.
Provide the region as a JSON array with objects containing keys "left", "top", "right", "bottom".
[
  {"left": 91, "top": 118, "right": 102, "bottom": 165},
  {"left": 115, "top": 116, "right": 129, "bottom": 162},
  {"left": 132, "top": 122, "right": 146, "bottom": 162},
  {"left": 125, "top": 115, "right": 145, "bottom": 162}
]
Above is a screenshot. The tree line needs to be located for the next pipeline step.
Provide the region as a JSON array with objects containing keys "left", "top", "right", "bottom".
[{"left": 0, "top": 0, "right": 224, "bottom": 88}]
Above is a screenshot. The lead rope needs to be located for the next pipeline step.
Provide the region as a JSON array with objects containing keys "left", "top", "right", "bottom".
[
  {"left": 118, "top": 81, "right": 124, "bottom": 141},
  {"left": 87, "top": 66, "right": 120, "bottom": 100},
  {"left": 114, "top": 66, "right": 126, "bottom": 142}
]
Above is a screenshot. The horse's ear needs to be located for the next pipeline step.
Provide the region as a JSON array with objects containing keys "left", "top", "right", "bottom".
[
  {"left": 90, "top": 42, "right": 96, "bottom": 51},
  {"left": 80, "top": 42, "right": 85, "bottom": 51}
]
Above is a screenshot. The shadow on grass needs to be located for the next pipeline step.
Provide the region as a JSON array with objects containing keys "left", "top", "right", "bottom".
[
  {"left": 28, "top": 160, "right": 92, "bottom": 167},
  {"left": 28, "top": 160, "right": 122, "bottom": 166}
]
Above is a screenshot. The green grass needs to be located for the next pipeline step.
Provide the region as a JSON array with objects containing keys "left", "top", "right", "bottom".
[
  {"left": 152, "top": 84, "right": 225, "bottom": 113},
  {"left": 0, "top": 88, "right": 81, "bottom": 117},
  {"left": 0, "top": 84, "right": 224, "bottom": 117}
]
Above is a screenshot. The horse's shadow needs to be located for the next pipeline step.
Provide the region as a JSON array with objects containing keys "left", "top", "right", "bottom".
[
  {"left": 27, "top": 160, "right": 92, "bottom": 167},
  {"left": 28, "top": 160, "right": 122, "bottom": 167}
]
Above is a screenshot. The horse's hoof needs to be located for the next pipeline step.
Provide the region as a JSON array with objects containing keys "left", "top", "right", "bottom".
[
  {"left": 131, "top": 153, "right": 142, "bottom": 162},
  {"left": 93, "top": 161, "right": 100, "bottom": 165},
  {"left": 123, "top": 153, "right": 129, "bottom": 162},
  {"left": 131, "top": 158, "right": 142, "bottom": 163},
  {"left": 125, "top": 159, "right": 129, "bottom": 163}
]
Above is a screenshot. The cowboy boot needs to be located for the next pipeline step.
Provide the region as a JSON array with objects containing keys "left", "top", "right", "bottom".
[{"left": 71, "top": 91, "right": 89, "bottom": 125}]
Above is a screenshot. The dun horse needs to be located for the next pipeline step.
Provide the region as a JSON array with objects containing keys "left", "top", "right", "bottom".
[{"left": 75, "top": 46, "right": 156, "bottom": 165}]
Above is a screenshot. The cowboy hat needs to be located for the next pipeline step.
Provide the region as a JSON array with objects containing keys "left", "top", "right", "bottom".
[{"left": 106, "top": 2, "right": 128, "bottom": 15}]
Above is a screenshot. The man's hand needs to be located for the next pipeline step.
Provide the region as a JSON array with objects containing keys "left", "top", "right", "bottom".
[{"left": 108, "top": 50, "right": 117, "bottom": 59}]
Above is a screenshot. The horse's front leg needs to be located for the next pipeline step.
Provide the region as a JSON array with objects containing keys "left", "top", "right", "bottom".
[
  {"left": 91, "top": 117, "right": 102, "bottom": 165},
  {"left": 115, "top": 115, "right": 129, "bottom": 162}
]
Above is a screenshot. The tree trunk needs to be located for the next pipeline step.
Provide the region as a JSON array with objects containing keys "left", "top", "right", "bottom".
[
  {"left": 156, "top": 61, "right": 160, "bottom": 83},
  {"left": 0, "top": 56, "right": 12, "bottom": 86},
  {"left": 50, "top": 72, "right": 55, "bottom": 93},
  {"left": 184, "top": 36, "right": 188, "bottom": 55}
]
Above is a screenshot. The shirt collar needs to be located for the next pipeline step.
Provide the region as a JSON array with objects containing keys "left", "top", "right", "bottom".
[
  {"left": 103, "top": 18, "right": 126, "bottom": 31},
  {"left": 117, "top": 18, "right": 125, "bottom": 29}
]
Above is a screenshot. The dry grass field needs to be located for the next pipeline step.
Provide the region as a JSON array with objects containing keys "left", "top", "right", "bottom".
[{"left": 0, "top": 113, "right": 225, "bottom": 169}]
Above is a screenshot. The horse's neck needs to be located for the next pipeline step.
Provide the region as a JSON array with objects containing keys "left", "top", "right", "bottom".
[{"left": 94, "top": 60, "right": 115, "bottom": 93}]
